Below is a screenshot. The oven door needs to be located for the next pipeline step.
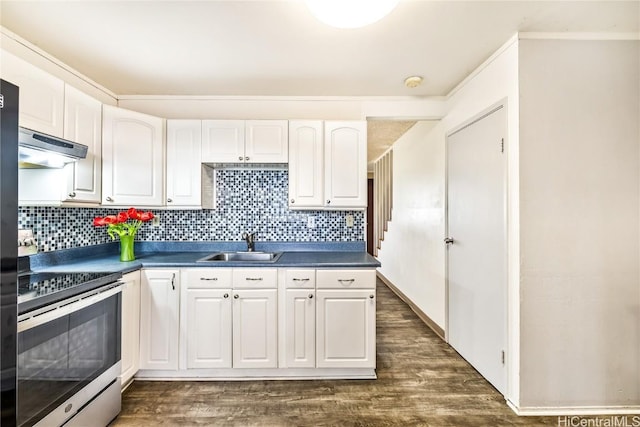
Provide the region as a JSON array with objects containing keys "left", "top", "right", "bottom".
[{"left": 17, "top": 285, "right": 121, "bottom": 427}]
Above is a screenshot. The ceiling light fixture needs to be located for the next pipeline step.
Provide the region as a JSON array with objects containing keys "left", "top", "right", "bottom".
[
  {"left": 305, "top": 0, "right": 399, "bottom": 29},
  {"left": 404, "top": 76, "right": 423, "bottom": 88}
]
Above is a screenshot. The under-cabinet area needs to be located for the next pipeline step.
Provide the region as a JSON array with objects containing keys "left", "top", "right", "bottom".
[{"left": 123, "top": 267, "right": 377, "bottom": 382}]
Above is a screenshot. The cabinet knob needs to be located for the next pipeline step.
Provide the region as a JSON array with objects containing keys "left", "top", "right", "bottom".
[
  {"left": 369, "top": 294, "right": 375, "bottom": 299},
  {"left": 234, "top": 294, "right": 239, "bottom": 299},
  {"left": 106, "top": 196, "right": 114, "bottom": 202},
  {"left": 308, "top": 293, "right": 314, "bottom": 299},
  {"left": 326, "top": 200, "right": 331, "bottom": 204},
  {"left": 223, "top": 293, "right": 229, "bottom": 299},
  {"left": 68, "top": 192, "right": 76, "bottom": 198},
  {"left": 167, "top": 198, "right": 173, "bottom": 203},
  {"left": 239, "top": 156, "right": 243, "bottom": 161},
  {"left": 290, "top": 199, "right": 295, "bottom": 204},
  {"left": 245, "top": 156, "right": 250, "bottom": 161}
]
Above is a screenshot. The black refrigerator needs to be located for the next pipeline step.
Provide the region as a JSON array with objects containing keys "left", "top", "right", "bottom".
[{"left": 0, "top": 79, "right": 19, "bottom": 426}]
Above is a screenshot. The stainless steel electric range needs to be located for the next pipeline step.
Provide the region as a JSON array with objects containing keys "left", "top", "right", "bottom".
[{"left": 17, "top": 270, "right": 123, "bottom": 427}]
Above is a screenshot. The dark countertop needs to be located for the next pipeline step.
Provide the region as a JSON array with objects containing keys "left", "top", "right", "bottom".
[{"left": 26, "top": 241, "right": 380, "bottom": 274}]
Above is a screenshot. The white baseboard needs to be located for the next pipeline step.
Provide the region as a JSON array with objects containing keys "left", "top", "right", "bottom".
[{"left": 508, "top": 399, "right": 640, "bottom": 416}]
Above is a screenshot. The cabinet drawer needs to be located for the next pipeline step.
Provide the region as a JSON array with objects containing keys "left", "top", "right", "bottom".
[
  {"left": 285, "top": 269, "right": 316, "bottom": 289},
  {"left": 233, "top": 268, "right": 278, "bottom": 288},
  {"left": 184, "top": 268, "right": 232, "bottom": 289},
  {"left": 316, "top": 269, "right": 376, "bottom": 289}
]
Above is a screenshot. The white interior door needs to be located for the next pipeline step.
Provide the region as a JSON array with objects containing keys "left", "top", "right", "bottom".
[{"left": 446, "top": 105, "right": 507, "bottom": 394}]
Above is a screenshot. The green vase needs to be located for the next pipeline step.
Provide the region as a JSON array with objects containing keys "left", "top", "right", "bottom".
[{"left": 119, "top": 234, "right": 135, "bottom": 262}]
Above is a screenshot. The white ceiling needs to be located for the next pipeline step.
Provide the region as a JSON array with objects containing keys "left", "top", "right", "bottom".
[{"left": 1, "top": 1, "right": 637, "bottom": 97}]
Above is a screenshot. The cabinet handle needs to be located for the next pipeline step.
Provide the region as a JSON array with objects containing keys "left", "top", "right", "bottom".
[
  {"left": 245, "top": 156, "right": 250, "bottom": 161},
  {"left": 290, "top": 199, "right": 295, "bottom": 204},
  {"left": 68, "top": 192, "right": 76, "bottom": 198},
  {"left": 338, "top": 279, "right": 355, "bottom": 284},
  {"left": 223, "top": 293, "right": 229, "bottom": 299},
  {"left": 200, "top": 277, "right": 218, "bottom": 281},
  {"left": 293, "top": 278, "right": 309, "bottom": 282},
  {"left": 106, "top": 196, "right": 114, "bottom": 202},
  {"left": 234, "top": 294, "right": 239, "bottom": 299},
  {"left": 171, "top": 273, "right": 176, "bottom": 290},
  {"left": 167, "top": 198, "right": 173, "bottom": 203},
  {"left": 246, "top": 277, "right": 263, "bottom": 281},
  {"left": 238, "top": 156, "right": 243, "bottom": 161},
  {"left": 308, "top": 293, "right": 314, "bottom": 299},
  {"left": 326, "top": 200, "right": 331, "bottom": 204},
  {"left": 369, "top": 294, "right": 375, "bottom": 299}
]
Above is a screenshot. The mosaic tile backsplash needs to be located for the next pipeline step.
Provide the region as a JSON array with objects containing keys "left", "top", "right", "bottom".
[{"left": 18, "top": 170, "right": 365, "bottom": 253}]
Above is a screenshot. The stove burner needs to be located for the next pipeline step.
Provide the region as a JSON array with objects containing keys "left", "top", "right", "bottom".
[{"left": 18, "top": 271, "right": 123, "bottom": 315}]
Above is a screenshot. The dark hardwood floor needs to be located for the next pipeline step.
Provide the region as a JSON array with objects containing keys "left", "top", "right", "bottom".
[{"left": 111, "top": 279, "right": 556, "bottom": 426}]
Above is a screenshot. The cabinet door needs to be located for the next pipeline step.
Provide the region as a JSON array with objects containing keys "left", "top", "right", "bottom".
[
  {"left": 324, "top": 121, "right": 367, "bottom": 208},
  {"left": 316, "top": 289, "right": 376, "bottom": 368},
  {"left": 202, "top": 120, "right": 245, "bottom": 163},
  {"left": 140, "top": 270, "right": 180, "bottom": 370},
  {"left": 186, "top": 289, "right": 232, "bottom": 369},
  {"left": 167, "top": 120, "right": 202, "bottom": 206},
  {"left": 232, "top": 289, "right": 277, "bottom": 368},
  {"left": 102, "top": 105, "right": 165, "bottom": 206},
  {"left": 63, "top": 85, "right": 102, "bottom": 203},
  {"left": 288, "top": 121, "right": 323, "bottom": 208},
  {"left": 120, "top": 271, "right": 141, "bottom": 387},
  {"left": 245, "top": 120, "right": 288, "bottom": 163},
  {"left": 0, "top": 50, "right": 64, "bottom": 137},
  {"left": 284, "top": 289, "right": 315, "bottom": 368}
]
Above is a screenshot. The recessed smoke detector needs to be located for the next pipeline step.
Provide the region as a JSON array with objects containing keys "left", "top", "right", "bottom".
[{"left": 404, "top": 76, "right": 423, "bottom": 88}]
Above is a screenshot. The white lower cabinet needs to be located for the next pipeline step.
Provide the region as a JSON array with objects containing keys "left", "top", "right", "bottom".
[
  {"left": 186, "top": 289, "right": 232, "bottom": 369},
  {"left": 232, "top": 289, "right": 278, "bottom": 368},
  {"left": 284, "top": 289, "right": 316, "bottom": 368},
  {"left": 120, "top": 271, "right": 141, "bottom": 387},
  {"left": 316, "top": 269, "right": 376, "bottom": 369},
  {"left": 140, "top": 269, "right": 180, "bottom": 370}
]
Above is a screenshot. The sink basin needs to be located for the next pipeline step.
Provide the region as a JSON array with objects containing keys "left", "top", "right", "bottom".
[{"left": 197, "top": 251, "right": 282, "bottom": 263}]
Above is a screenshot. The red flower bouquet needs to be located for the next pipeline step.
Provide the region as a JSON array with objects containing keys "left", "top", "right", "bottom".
[{"left": 93, "top": 208, "right": 155, "bottom": 261}]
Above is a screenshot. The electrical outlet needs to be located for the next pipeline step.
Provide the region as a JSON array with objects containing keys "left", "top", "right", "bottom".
[
  {"left": 152, "top": 214, "right": 161, "bottom": 227},
  {"left": 346, "top": 214, "right": 354, "bottom": 227},
  {"left": 307, "top": 216, "right": 316, "bottom": 229}
]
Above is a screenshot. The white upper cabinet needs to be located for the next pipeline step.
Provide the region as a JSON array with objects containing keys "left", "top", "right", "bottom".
[
  {"left": 167, "top": 120, "right": 202, "bottom": 207},
  {"left": 245, "top": 120, "right": 288, "bottom": 163},
  {"left": 202, "top": 120, "right": 287, "bottom": 164},
  {"left": 202, "top": 120, "right": 245, "bottom": 163},
  {"left": 0, "top": 50, "right": 64, "bottom": 137},
  {"left": 324, "top": 121, "right": 367, "bottom": 208},
  {"left": 288, "top": 120, "right": 367, "bottom": 209},
  {"left": 63, "top": 85, "right": 102, "bottom": 203},
  {"left": 288, "top": 121, "right": 324, "bottom": 208},
  {"left": 102, "top": 105, "right": 165, "bottom": 206}
]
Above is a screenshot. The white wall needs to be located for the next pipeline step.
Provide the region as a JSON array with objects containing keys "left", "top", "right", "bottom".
[
  {"left": 518, "top": 39, "right": 640, "bottom": 410},
  {"left": 376, "top": 121, "right": 446, "bottom": 328},
  {"left": 117, "top": 96, "right": 445, "bottom": 121}
]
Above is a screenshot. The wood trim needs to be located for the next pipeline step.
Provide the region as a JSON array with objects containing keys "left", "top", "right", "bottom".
[{"left": 377, "top": 271, "right": 445, "bottom": 340}]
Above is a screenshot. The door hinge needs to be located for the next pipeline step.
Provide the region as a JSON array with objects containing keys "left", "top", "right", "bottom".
[
  {"left": 501, "top": 350, "right": 506, "bottom": 365},
  {"left": 500, "top": 138, "right": 504, "bottom": 153}
]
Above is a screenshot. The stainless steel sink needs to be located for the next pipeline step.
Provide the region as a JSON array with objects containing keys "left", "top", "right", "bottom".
[{"left": 197, "top": 251, "right": 282, "bottom": 263}]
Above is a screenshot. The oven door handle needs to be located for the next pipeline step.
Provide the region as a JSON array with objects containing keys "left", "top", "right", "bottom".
[{"left": 18, "top": 283, "right": 123, "bottom": 333}]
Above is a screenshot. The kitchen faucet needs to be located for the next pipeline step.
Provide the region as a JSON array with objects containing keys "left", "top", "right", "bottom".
[{"left": 242, "top": 232, "right": 256, "bottom": 252}]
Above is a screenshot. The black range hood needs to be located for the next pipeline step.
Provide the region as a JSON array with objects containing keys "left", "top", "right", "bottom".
[{"left": 18, "top": 127, "right": 88, "bottom": 168}]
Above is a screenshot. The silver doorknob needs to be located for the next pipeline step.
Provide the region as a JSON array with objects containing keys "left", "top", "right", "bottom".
[
  {"left": 369, "top": 295, "right": 375, "bottom": 299},
  {"left": 308, "top": 294, "right": 314, "bottom": 299},
  {"left": 106, "top": 196, "right": 114, "bottom": 202},
  {"left": 223, "top": 293, "right": 229, "bottom": 299},
  {"left": 245, "top": 156, "right": 249, "bottom": 161},
  {"left": 444, "top": 237, "right": 454, "bottom": 245},
  {"left": 290, "top": 199, "right": 295, "bottom": 204},
  {"left": 326, "top": 200, "right": 331, "bottom": 204},
  {"left": 68, "top": 192, "right": 76, "bottom": 198},
  {"left": 167, "top": 198, "right": 173, "bottom": 203},
  {"left": 234, "top": 294, "right": 239, "bottom": 299},
  {"left": 238, "top": 156, "right": 243, "bottom": 161}
]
